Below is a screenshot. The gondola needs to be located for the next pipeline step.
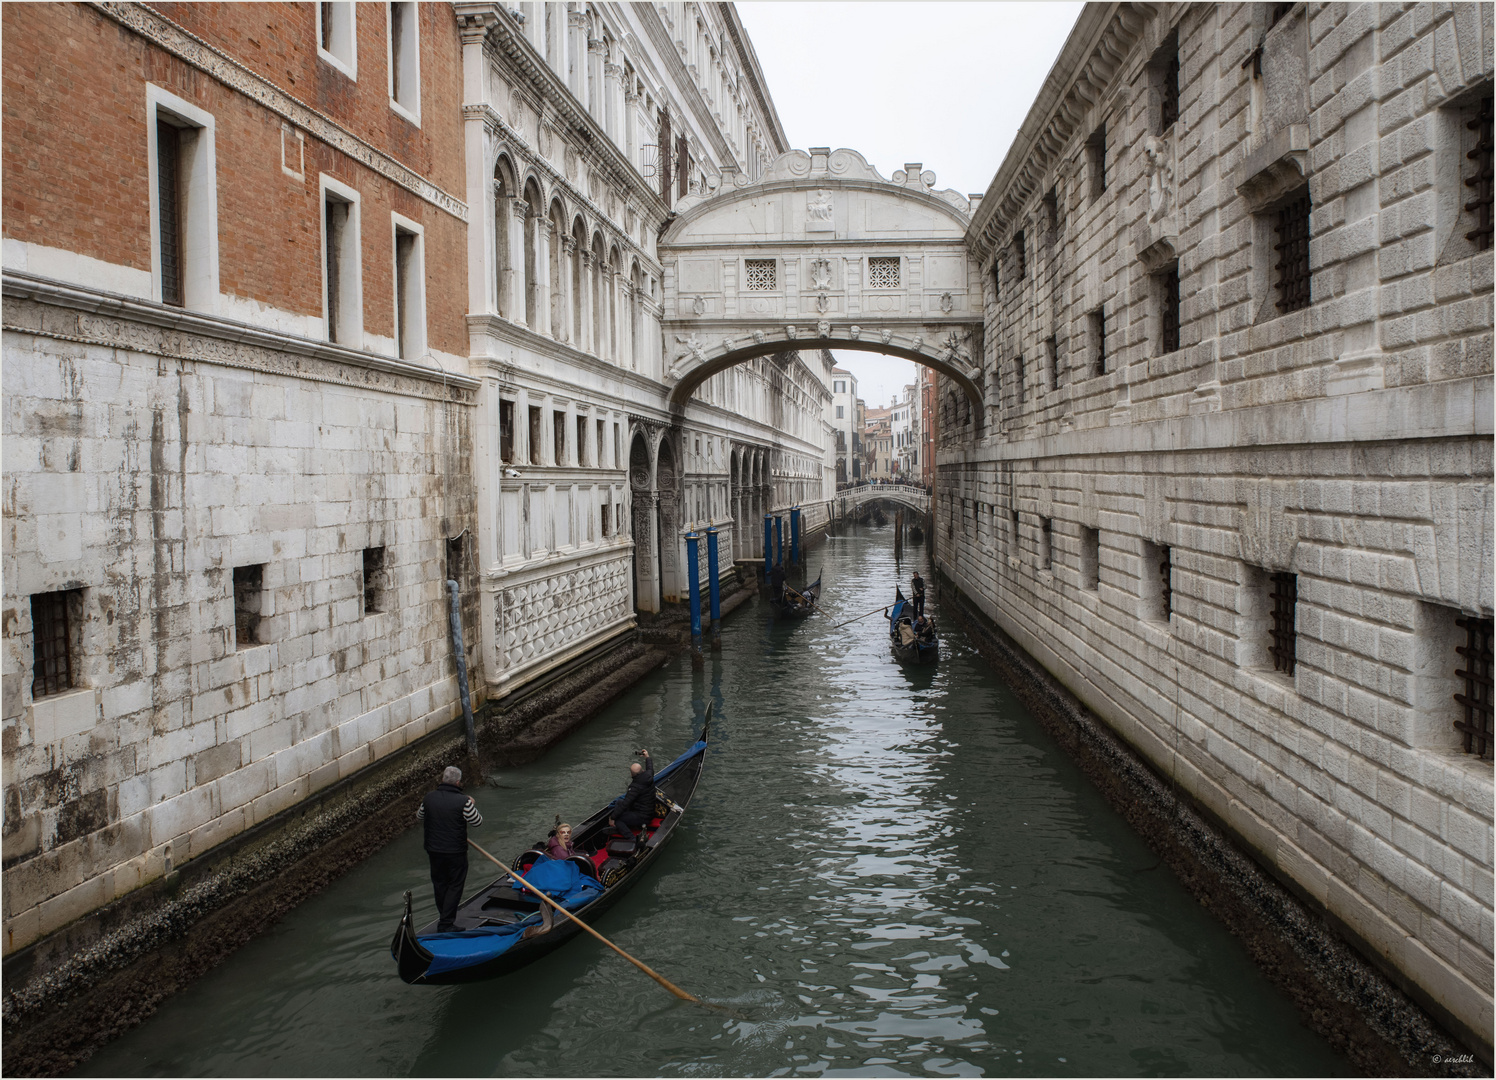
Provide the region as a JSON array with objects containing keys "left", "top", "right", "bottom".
[
  {"left": 770, "top": 571, "right": 822, "bottom": 619},
  {"left": 391, "top": 709, "right": 711, "bottom": 985},
  {"left": 887, "top": 588, "right": 938, "bottom": 664}
]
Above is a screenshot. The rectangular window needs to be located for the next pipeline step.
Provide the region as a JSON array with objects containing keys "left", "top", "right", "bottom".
[
  {"left": 393, "top": 219, "right": 424, "bottom": 359},
  {"left": 362, "top": 546, "right": 387, "bottom": 616},
  {"left": 1090, "top": 307, "right": 1107, "bottom": 376},
  {"left": 553, "top": 410, "right": 567, "bottom": 466},
  {"left": 156, "top": 120, "right": 183, "bottom": 307},
  {"left": 1160, "top": 262, "right": 1181, "bottom": 354},
  {"left": 388, "top": 1, "right": 420, "bottom": 122},
  {"left": 1142, "top": 541, "right": 1172, "bottom": 622},
  {"left": 1273, "top": 190, "right": 1312, "bottom": 313},
  {"left": 1040, "top": 517, "right": 1053, "bottom": 572},
  {"left": 1012, "top": 231, "right": 1026, "bottom": 279},
  {"left": 446, "top": 533, "right": 464, "bottom": 584},
  {"left": 613, "top": 422, "right": 620, "bottom": 468},
  {"left": 576, "top": 415, "right": 589, "bottom": 467},
  {"left": 596, "top": 418, "right": 605, "bottom": 467},
  {"left": 868, "top": 256, "right": 900, "bottom": 289},
  {"left": 1464, "top": 92, "right": 1494, "bottom": 251},
  {"left": 1454, "top": 615, "right": 1494, "bottom": 759},
  {"left": 834, "top": 380, "right": 846, "bottom": 393},
  {"left": 1047, "top": 335, "right": 1060, "bottom": 391},
  {"left": 1087, "top": 124, "right": 1107, "bottom": 199},
  {"left": 989, "top": 258, "right": 1000, "bottom": 303},
  {"left": 500, "top": 399, "right": 515, "bottom": 464},
  {"left": 1011, "top": 508, "right": 1020, "bottom": 560},
  {"left": 149, "top": 87, "right": 216, "bottom": 312},
  {"left": 676, "top": 134, "right": 691, "bottom": 199},
  {"left": 1269, "top": 571, "right": 1297, "bottom": 676},
  {"left": 1044, "top": 187, "right": 1059, "bottom": 234},
  {"left": 30, "top": 590, "right": 80, "bottom": 698},
  {"left": 601, "top": 496, "right": 611, "bottom": 538},
  {"left": 529, "top": 405, "right": 543, "bottom": 465},
  {"left": 1081, "top": 527, "right": 1099, "bottom": 590},
  {"left": 1155, "top": 32, "right": 1180, "bottom": 133},
  {"left": 836, "top": 405, "right": 845, "bottom": 419},
  {"left": 233, "top": 564, "right": 265, "bottom": 650},
  {"left": 744, "top": 259, "right": 777, "bottom": 291},
  {"left": 321, "top": 178, "right": 361, "bottom": 346},
  {"left": 317, "top": 1, "right": 356, "bottom": 78}
]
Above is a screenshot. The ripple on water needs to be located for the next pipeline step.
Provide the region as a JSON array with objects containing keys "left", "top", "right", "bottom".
[{"left": 78, "top": 526, "right": 1354, "bottom": 1078}]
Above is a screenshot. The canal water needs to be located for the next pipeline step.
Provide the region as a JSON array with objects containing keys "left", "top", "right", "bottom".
[{"left": 81, "top": 525, "right": 1350, "bottom": 1078}]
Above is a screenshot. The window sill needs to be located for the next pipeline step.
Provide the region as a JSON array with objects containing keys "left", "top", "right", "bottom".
[{"left": 317, "top": 48, "right": 357, "bottom": 81}]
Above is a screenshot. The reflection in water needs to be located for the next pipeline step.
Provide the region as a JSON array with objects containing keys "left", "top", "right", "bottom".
[{"left": 82, "top": 526, "right": 1350, "bottom": 1078}]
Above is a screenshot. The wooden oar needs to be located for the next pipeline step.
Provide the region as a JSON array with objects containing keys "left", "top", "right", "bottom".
[
  {"left": 828, "top": 605, "right": 892, "bottom": 630},
  {"left": 467, "top": 838, "right": 706, "bottom": 1005}
]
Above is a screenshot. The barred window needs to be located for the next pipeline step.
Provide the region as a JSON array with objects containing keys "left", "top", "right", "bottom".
[
  {"left": 1454, "top": 615, "right": 1493, "bottom": 760},
  {"left": 1160, "top": 49, "right": 1180, "bottom": 130},
  {"left": 362, "top": 547, "right": 386, "bottom": 616},
  {"left": 1081, "top": 527, "right": 1099, "bottom": 590},
  {"left": 1090, "top": 306, "right": 1107, "bottom": 376},
  {"left": 1160, "top": 263, "right": 1181, "bottom": 354},
  {"left": 1273, "top": 190, "right": 1312, "bottom": 313},
  {"left": 234, "top": 564, "right": 265, "bottom": 649},
  {"left": 31, "top": 590, "right": 77, "bottom": 698},
  {"left": 744, "top": 259, "right": 777, "bottom": 291},
  {"left": 1269, "top": 572, "right": 1297, "bottom": 676},
  {"left": 868, "top": 257, "right": 900, "bottom": 289},
  {"left": 1159, "top": 545, "right": 1173, "bottom": 620},
  {"left": 157, "top": 120, "right": 183, "bottom": 308},
  {"left": 1014, "top": 355, "right": 1025, "bottom": 406},
  {"left": 1464, "top": 93, "right": 1493, "bottom": 251},
  {"left": 1087, "top": 124, "right": 1107, "bottom": 199},
  {"left": 1012, "top": 231, "right": 1026, "bottom": 279}
]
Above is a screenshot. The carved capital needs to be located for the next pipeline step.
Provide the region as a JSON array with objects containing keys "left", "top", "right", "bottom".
[
  {"left": 510, "top": 197, "right": 531, "bottom": 220},
  {"left": 562, "top": 236, "right": 578, "bottom": 257},
  {"left": 456, "top": 10, "right": 499, "bottom": 45}
]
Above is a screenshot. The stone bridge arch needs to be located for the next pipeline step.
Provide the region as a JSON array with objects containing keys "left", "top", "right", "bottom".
[{"left": 659, "top": 148, "right": 985, "bottom": 410}]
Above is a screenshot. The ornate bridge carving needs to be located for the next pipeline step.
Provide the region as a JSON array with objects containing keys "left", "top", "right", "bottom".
[
  {"left": 659, "top": 148, "right": 985, "bottom": 409},
  {"left": 834, "top": 483, "right": 930, "bottom": 517}
]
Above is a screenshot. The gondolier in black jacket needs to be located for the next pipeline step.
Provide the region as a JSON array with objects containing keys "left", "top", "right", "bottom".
[
  {"left": 417, "top": 765, "right": 483, "bottom": 932},
  {"left": 609, "top": 749, "right": 653, "bottom": 841},
  {"left": 910, "top": 571, "right": 926, "bottom": 617}
]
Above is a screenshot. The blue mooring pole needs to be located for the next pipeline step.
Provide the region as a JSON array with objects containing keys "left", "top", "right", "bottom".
[
  {"left": 790, "top": 506, "right": 801, "bottom": 568},
  {"left": 763, "top": 516, "right": 772, "bottom": 581},
  {"left": 775, "top": 515, "right": 784, "bottom": 567},
  {"left": 686, "top": 532, "right": 704, "bottom": 670},
  {"left": 706, "top": 527, "right": 721, "bottom": 651}
]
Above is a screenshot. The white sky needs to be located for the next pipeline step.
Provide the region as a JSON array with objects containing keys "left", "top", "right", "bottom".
[{"left": 734, "top": 2, "right": 1084, "bottom": 407}]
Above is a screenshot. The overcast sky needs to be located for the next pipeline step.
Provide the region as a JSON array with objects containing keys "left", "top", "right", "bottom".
[{"left": 734, "top": 2, "right": 1084, "bottom": 407}]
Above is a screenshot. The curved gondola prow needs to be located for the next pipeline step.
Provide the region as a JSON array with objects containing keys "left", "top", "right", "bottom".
[
  {"left": 700, "top": 699, "right": 713, "bottom": 741},
  {"left": 392, "top": 889, "right": 434, "bottom": 984}
]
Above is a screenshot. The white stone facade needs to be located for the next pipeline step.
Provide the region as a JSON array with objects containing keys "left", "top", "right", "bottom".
[{"left": 949, "top": 1, "right": 1493, "bottom": 1049}]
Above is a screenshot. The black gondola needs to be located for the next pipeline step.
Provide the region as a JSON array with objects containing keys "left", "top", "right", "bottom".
[
  {"left": 391, "top": 710, "right": 711, "bottom": 985},
  {"left": 770, "top": 571, "right": 822, "bottom": 619},
  {"left": 887, "top": 588, "right": 938, "bottom": 664}
]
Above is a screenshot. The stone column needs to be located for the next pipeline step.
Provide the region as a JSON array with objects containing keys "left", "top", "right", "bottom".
[
  {"left": 508, "top": 198, "right": 529, "bottom": 325},
  {"left": 632, "top": 492, "right": 660, "bottom": 613},
  {"left": 535, "top": 217, "right": 554, "bottom": 338},
  {"left": 557, "top": 235, "right": 576, "bottom": 345},
  {"left": 577, "top": 249, "right": 594, "bottom": 355},
  {"left": 568, "top": 11, "right": 588, "bottom": 103}
]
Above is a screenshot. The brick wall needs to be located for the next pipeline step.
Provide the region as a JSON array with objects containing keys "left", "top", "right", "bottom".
[{"left": 952, "top": 1, "right": 1493, "bottom": 1050}]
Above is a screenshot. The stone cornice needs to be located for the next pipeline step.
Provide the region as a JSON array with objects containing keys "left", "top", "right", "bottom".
[
  {"left": 457, "top": 2, "right": 669, "bottom": 226},
  {"left": 92, "top": 3, "right": 468, "bottom": 223},
  {"left": 967, "top": 3, "right": 1151, "bottom": 257},
  {"left": 635, "top": 5, "right": 739, "bottom": 170},
  {"left": 466, "top": 312, "right": 664, "bottom": 395},
  {"left": 4, "top": 271, "right": 479, "bottom": 401},
  {"left": 714, "top": 3, "right": 790, "bottom": 155}
]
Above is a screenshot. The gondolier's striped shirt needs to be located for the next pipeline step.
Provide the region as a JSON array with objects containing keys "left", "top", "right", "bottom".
[{"left": 416, "top": 799, "right": 483, "bottom": 826}]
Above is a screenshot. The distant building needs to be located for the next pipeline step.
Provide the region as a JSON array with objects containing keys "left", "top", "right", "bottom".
[
  {"left": 831, "top": 367, "right": 859, "bottom": 483},
  {"left": 919, "top": 368, "right": 937, "bottom": 489}
]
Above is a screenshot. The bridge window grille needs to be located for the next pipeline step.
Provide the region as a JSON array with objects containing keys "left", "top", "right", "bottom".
[
  {"left": 1273, "top": 190, "right": 1312, "bottom": 313},
  {"left": 1268, "top": 571, "right": 1297, "bottom": 676},
  {"left": 744, "top": 259, "right": 777, "bottom": 291},
  {"left": 1464, "top": 93, "right": 1494, "bottom": 250},
  {"left": 868, "top": 257, "right": 900, "bottom": 289},
  {"left": 1454, "top": 615, "right": 1494, "bottom": 759},
  {"left": 30, "top": 590, "right": 76, "bottom": 698},
  {"left": 1161, "top": 263, "right": 1181, "bottom": 353}
]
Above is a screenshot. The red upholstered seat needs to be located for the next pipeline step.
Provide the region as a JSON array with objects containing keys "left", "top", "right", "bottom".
[
  {"left": 591, "top": 849, "right": 608, "bottom": 869},
  {"left": 649, "top": 818, "right": 663, "bottom": 828}
]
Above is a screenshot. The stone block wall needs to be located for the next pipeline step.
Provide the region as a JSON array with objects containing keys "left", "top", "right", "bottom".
[
  {"left": 953, "top": 1, "right": 1493, "bottom": 1050},
  {"left": 1, "top": 292, "right": 479, "bottom": 955}
]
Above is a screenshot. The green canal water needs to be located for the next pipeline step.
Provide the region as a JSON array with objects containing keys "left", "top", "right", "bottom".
[{"left": 80, "top": 525, "right": 1350, "bottom": 1077}]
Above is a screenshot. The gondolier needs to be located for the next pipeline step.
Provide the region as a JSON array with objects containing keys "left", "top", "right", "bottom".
[
  {"left": 417, "top": 766, "right": 483, "bottom": 933},
  {"left": 910, "top": 572, "right": 926, "bottom": 617},
  {"left": 610, "top": 749, "right": 653, "bottom": 840}
]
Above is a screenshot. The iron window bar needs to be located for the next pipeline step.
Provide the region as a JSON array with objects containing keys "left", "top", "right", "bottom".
[
  {"left": 1161, "top": 265, "right": 1181, "bottom": 353},
  {"left": 1273, "top": 192, "right": 1312, "bottom": 313},
  {"left": 31, "top": 592, "right": 72, "bottom": 698},
  {"left": 1464, "top": 94, "right": 1493, "bottom": 251},
  {"left": 1160, "top": 546, "right": 1173, "bottom": 620},
  {"left": 1269, "top": 572, "right": 1297, "bottom": 676},
  {"left": 157, "top": 120, "right": 183, "bottom": 307},
  {"left": 1454, "top": 615, "right": 1493, "bottom": 760},
  {"left": 1161, "top": 51, "right": 1180, "bottom": 130},
  {"left": 1013, "top": 231, "right": 1026, "bottom": 279}
]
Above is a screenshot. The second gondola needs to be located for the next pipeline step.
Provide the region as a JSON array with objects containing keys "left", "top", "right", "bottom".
[
  {"left": 770, "top": 571, "right": 822, "bottom": 619},
  {"left": 887, "top": 588, "right": 938, "bottom": 664}
]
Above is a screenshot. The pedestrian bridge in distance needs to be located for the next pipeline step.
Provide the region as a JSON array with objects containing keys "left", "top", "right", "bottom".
[{"left": 833, "top": 483, "right": 930, "bottom": 519}]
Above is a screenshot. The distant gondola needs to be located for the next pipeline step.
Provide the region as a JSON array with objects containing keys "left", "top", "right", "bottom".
[
  {"left": 887, "top": 588, "right": 938, "bottom": 664},
  {"left": 770, "top": 571, "right": 822, "bottom": 619},
  {"left": 391, "top": 711, "right": 711, "bottom": 985}
]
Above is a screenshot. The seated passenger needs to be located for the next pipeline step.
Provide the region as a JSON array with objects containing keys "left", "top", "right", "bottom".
[
  {"left": 546, "top": 822, "right": 576, "bottom": 861},
  {"left": 899, "top": 621, "right": 917, "bottom": 646}
]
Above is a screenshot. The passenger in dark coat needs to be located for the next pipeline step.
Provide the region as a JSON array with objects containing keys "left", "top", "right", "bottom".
[
  {"left": 417, "top": 765, "right": 483, "bottom": 932},
  {"left": 609, "top": 750, "right": 653, "bottom": 840}
]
